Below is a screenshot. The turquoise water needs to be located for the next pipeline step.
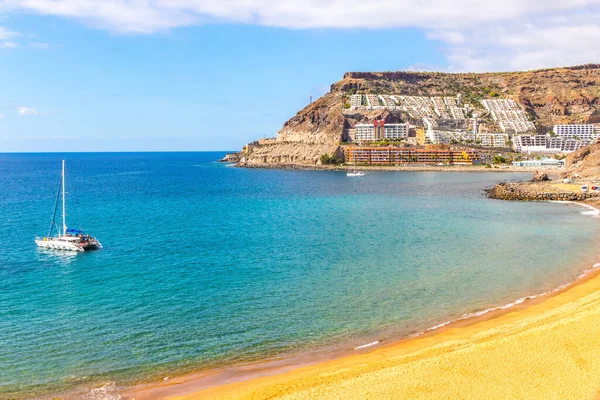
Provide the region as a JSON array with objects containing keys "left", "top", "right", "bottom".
[{"left": 1, "top": 152, "right": 599, "bottom": 398}]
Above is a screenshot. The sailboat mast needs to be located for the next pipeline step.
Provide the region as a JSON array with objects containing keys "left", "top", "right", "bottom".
[
  {"left": 48, "top": 177, "right": 61, "bottom": 237},
  {"left": 62, "top": 160, "right": 66, "bottom": 235}
]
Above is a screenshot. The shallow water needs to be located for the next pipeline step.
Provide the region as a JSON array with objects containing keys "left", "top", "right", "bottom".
[{"left": 1, "top": 152, "right": 599, "bottom": 398}]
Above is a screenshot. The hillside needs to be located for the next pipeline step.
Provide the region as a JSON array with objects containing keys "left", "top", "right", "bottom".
[{"left": 239, "top": 64, "right": 600, "bottom": 166}]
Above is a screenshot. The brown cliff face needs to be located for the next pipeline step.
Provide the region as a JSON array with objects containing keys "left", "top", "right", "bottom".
[
  {"left": 243, "top": 64, "right": 600, "bottom": 166},
  {"left": 564, "top": 142, "right": 600, "bottom": 179}
]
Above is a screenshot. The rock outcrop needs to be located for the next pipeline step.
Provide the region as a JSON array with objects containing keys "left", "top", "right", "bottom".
[
  {"left": 532, "top": 171, "right": 550, "bottom": 182},
  {"left": 564, "top": 142, "right": 600, "bottom": 178},
  {"left": 219, "top": 152, "right": 242, "bottom": 163},
  {"left": 241, "top": 142, "right": 343, "bottom": 166},
  {"left": 488, "top": 141, "right": 600, "bottom": 203}
]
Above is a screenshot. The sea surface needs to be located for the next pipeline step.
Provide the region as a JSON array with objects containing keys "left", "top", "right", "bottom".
[{"left": 1, "top": 152, "right": 599, "bottom": 399}]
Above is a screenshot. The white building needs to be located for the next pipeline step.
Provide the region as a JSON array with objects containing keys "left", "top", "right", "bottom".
[
  {"left": 350, "top": 94, "right": 363, "bottom": 108},
  {"left": 426, "top": 130, "right": 450, "bottom": 144},
  {"left": 513, "top": 135, "right": 550, "bottom": 153},
  {"left": 482, "top": 99, "right": 536, "bottom": 133},
  {"left": 513, "top": 134, "right": 590, "bottom": 154},
  {"left": 553, "top": 124, "right": 599, "bottom": 141},
  {"left": 426, "top": 129, "right": 474, "bottom": 145},
  {"left": 354, "top": 123, "right": 409, "bottom": 142},
  {"left": 365, "top": 94, "right": 384, "bottom": 109},
  {"left": 512, "top": 158, "right": 565, "bottom": 168},
  {"left": 477, "top": 133, "right": 509, "bottom": 148}
]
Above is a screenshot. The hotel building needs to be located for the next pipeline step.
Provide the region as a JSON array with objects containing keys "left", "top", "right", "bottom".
[
  {"left": 513, "top": 134, "right": 590, "bottom": 153},
  {"left": 354, "top": 122, "right": 409, "bottom": 142},
  {"left": 426, "top": 130, "right": 475, "bottom": 145},
  {"left": 553, "top": 124, "right": 599, "bottom": 141},
  {"left": 477, "top": 133, "right": 509, "bottom": 148},
  {"left": 344, "top": 147, "right": 482, "bottom": 165}
]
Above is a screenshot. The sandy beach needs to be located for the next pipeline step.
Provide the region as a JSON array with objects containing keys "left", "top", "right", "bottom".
[{"left": 126, "top": 246, "right": 600, "bottom": 399}]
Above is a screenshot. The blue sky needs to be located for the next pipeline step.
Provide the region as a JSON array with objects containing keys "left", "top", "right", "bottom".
[{"left": 1, "top": 1, "right": 599, "bottom": 152}]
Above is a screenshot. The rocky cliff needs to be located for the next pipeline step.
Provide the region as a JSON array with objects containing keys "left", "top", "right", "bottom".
[
  {"left": 564, "top": 142, "right": 600, "bottom": 179},
  {"left": 240, "top": 64, "right": 600, "bottom": 167}
]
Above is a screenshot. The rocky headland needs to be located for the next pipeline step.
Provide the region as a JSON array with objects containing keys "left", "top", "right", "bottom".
[
  {"left": 487, "top": 142, "right": 600, "bottom": 205},
  {"left": 238, "top": 64, "right": 600, "bottom": 168}
]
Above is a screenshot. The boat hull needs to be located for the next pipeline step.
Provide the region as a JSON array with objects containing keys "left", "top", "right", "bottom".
[{"left": 35, "top": 238, "right": 102, "bottom": 252}]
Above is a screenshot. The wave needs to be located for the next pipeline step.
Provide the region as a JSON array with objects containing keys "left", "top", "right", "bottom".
[
  {"left": 354, "top": 340, "right": 380, "bottom": 350},
  {"left": 414, "top": 202, "right": 600, "bottom": 336},
  {"left": 85, "top": 382, "right": 121, "bottom": 400},
  {"left": 417, "top": 261, "right": 600, "bottom": 336},
  {"left": 551, "top": 200, "right": 600, "bottom": 218}
]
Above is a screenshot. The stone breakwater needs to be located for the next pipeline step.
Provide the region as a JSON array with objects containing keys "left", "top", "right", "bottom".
[{"left": 487, "top": 182, "right": 600, "bottom": 201}]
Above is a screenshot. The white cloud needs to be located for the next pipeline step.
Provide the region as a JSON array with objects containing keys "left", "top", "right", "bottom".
[
  {"left": 0, "top": 112, "right": 4, "bottom": 119},
  {"left": 2, "top": 0, "right": 598, "bottom": 33},
  {"left": 426, "top": 30, "right": 466, "bottom": 46},
  {"left": 18, "top": 106, "right": 38, "bottom": 116},
  {"left": 0, "top": 26, "right": 17, "bottom": 40},
  {"left": 0, "top": 25, "right": 18, "bottom": 48},
  {"left": 29, "top": 41, "right": 51, "bottom": 49},
  {"left": 438, "top": 15, "right": 600, "bottom": 71},
  {"left": 1, "top": 0, "right": 600, "bottom": 70}
]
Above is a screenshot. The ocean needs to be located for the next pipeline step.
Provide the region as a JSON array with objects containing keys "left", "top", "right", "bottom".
[{"left": 1, "top": 152, "right": 599, "bottom": 399}]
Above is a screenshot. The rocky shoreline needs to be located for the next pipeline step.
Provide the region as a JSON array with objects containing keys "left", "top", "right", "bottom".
[
  {"left": 484, "top": 142, "right": 599, "bottom": 203},
  {"left": 218, "top": 152, "right": 242, "bottom": 163},
  {"left": 486, "top": 181, "right": 600, "bottom": 201}
]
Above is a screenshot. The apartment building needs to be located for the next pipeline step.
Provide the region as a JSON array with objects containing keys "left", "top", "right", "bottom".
[
  {"left": 350, "top": 94, "right": 467, "bottom": 126},
  {"left": 477, "top": 133, "right": 509, "bottom": 148},
  {"left": 482, "top": 99, "right": 535, "bottom": 133},
  {"left": 344, "top": 147, "right": 481, "bottom": 165},
  {"left": 431, "top": 97, "right": 451, "bottom": 119},
  {"left": 553, "top": 124, "right": 599, "bottom": 141},
  {"left": 378, "top": 95, "right": 399, "bottom": 109},
  {"left": 513, "top": 134, "right": 590, "bottom": 153},
  {"left": 354, "top": 122, "right": 409, "bottom": 142},
  {"left": 350, "top": 94, "right": 363, "bottom": 108},
  {"left": 365, "top": 94, "right": 383, "bottom": 108},
  {"left": 426, "top": 130, "right": 475, "bottom": 145}
]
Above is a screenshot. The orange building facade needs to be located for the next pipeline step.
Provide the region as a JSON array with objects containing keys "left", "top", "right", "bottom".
[{"left": 344, "top": 147, "right": 482, "bottom": 165}]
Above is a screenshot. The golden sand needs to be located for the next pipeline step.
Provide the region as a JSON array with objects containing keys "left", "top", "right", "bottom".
[{"left": 127, "top": 267, "right": 600, "bottom": 400}]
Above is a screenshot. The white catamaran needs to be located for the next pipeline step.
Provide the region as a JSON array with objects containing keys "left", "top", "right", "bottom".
[{"left": 35, "top": 160, "right": 102, "bottom": 252}]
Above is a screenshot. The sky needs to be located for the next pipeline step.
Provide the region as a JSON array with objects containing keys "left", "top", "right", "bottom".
[{"left": 1, "top": 1, "right": 600, "bottom": 152}]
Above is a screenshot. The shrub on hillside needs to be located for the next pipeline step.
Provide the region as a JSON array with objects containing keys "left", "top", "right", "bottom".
[
  {"left": 493, "top": 155, "right": 507, "bottom": 164},
  {"left": 320, "top": 153, "right": 343, "bottom": 165}
]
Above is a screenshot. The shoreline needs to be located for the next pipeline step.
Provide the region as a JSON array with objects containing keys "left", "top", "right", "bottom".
[
  {"left": 235, "top": 162, "right": 563, "bottom": 174},
  {"left": 123, "top": 202, "right": 600, "bottom": 400}
]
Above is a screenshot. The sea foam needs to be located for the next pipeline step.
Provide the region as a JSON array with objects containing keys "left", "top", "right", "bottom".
[{"left": 419, "top": 261, "right": 600, "bottom": 336}]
